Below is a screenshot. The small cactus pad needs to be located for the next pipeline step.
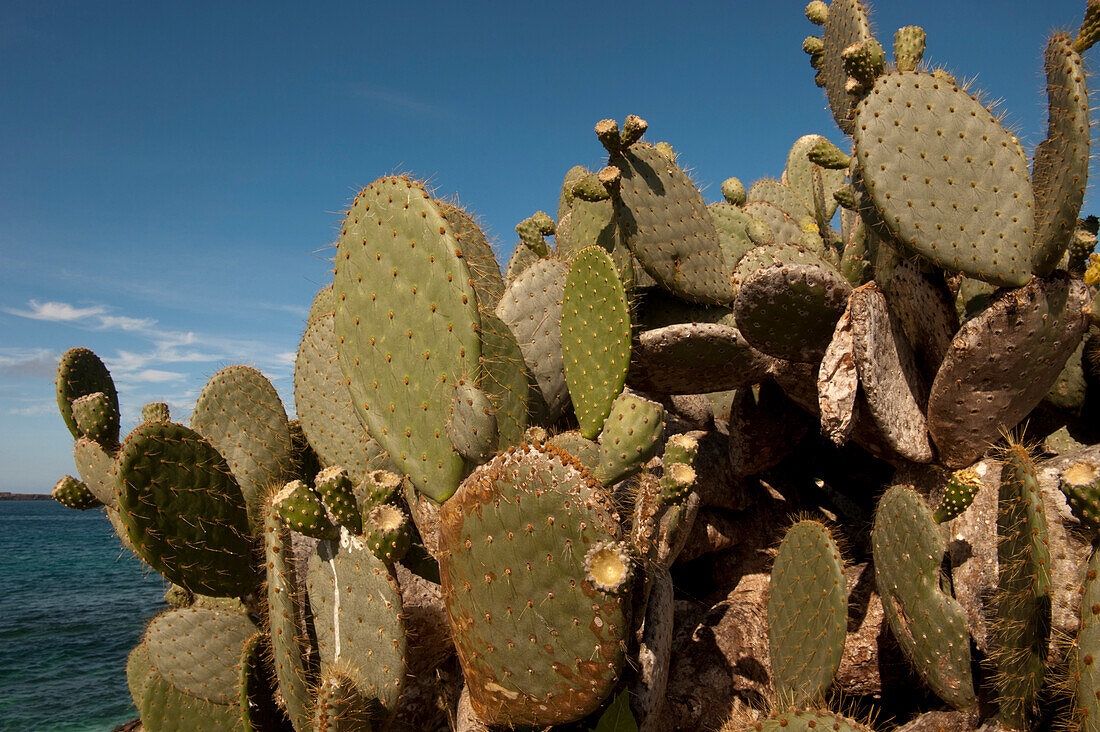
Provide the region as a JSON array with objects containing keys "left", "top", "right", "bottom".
[
  {"left": 735, "top": 709, "right": 874, "bottom": 732},
  {"left": 273, "top": 480, "right": 338, "bottom": 540},
  {"left": 993, "top": 444, "right": 1052, "bottom": 729},
  {"left": 52, "top": 475, "right": 102, "bottom": 510},
  {"left": 141, "top": 402, "right": 170, "bottom": 423},
  {"left": 561, "top": 246, "right": 631, "bottom": 439},
  {"left": 933, "top": 468, "right": 982, "bottom": 523},
  {"left": 496, "top": 257, "right": 572, "bottom": 422},
  {"left": 849, "top": 284, "right": 932, "bottom": 463},
  {"left": 893, "top": 25, "right": 926, "bottom": 72},
  {"left": 595, "top": 391, "right": 665, "bottom": 485},
  {"left": 191, "top": 365, "right": 295, "bottom": 527},
  {"left": 1031, "top": 34, "right": 1091, "bottom": 275},
  {"left": 853, "top": 72, "right": 1034, "bottom": 286},
  {"left": 307, "top": 535, "right": 407, "bottom": 719},
  {"left": 314, "top": 466, "right": 362, "bottom": 534},
  {"left": 767, "top": 520, "right": 847, "bottom": 708},
  {"left": 294, "top": 291, "right": 388, "bottom": 484},
  {"left": 262, "top": 501, "right": 314, "bottom": 731},
  {"left": 872, "top": 486, "right": 976, "bottom": 708},
  {"left": 722, "top": 177, "right": 747, "bottom": 206},
  {"left": 709, "top": 202, "right": 762, "bottom": 269},
  {"left": 55, "top": 347, "right": 120, "bottom": 443},
  {"left": 504, "top": 243, "right": 539, "bottom": 287},
  {"left": 447, "top": 382, "right": 499, "bottom": 464},
  {"left": 818, "top": 0, "right": 872, "bottom": 134},
  {"left": 238, "top": 632, "right": 286, "bottom": 731},
  {"left": 747, "top": 178, "right": 812, "bottom": 223},
  {"left": 628, "top": 323, "right": 774, "bottom": 395},
  {"left": 439, "top": 445, "right": 628, "bottom": 726},
  {"left": 1075, "top": 542, "right": 1100, "bottom": 732},
  {"left": 606, "top": 139, "right": 736, "bottom": 305},
  {"left": 71, "top": 392, "right": 119, "bottom": 449},
  {"left": 312, "top": 670, "right": 377, "bottom": 732},
  {"left": 333, "top": 176, "right": 482, "bottom": 503},
  {"left": 927, "top": 274, "right": 1090, "bottom": 468},
  {"left": 734, "top": 262, "right": 851, "bottom": 363},
  {"left": 818, "top": 306, "right": 858, "bottom": 445},
  {"left": 1060, "top": 461, "right": 1100, "bottom": 532},
  {"left": 145, "top": 606, "right": 257, "bottom": 706},
  {"left": 117, "top": 421, "right": 258, "bottom": 596}
]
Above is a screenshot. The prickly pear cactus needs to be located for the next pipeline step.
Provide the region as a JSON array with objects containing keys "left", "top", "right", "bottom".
[
  {"left": 55, "top": 346, "right": 120, "bottom": 444},
  {"left": 439, "top": 444, "right": 629, "bottom": 726},
  {"left": 333, "top": 176, "right": 482, "bottom": 502}
]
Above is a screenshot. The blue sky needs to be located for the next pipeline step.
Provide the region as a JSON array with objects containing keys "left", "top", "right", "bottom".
[{"left": 1, "top": 0, "right": 1095, "bottom": 492}]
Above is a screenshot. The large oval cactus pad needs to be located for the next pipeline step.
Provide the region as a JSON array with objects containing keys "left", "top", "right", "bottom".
[
  {"left": 55, "top": 347, "right": 120, "bottom": 443},
  {"left": 440, "top": 445, "right": 627, "bottom": 726},
  {"left": 333, "top": 176, "right": 482, "bottom": 502}
]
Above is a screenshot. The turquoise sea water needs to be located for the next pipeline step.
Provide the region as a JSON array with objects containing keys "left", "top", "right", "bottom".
[{"left": 0, "top": 501, "right": 167, "bottom": 731}]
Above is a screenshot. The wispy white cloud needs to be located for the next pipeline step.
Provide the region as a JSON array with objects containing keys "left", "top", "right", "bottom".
[
  {"left": 5, "top": 301, "right": 107, "bottom": 323},
  {"left": 0, "top": 348, "right": 59, "bottom": 378}
]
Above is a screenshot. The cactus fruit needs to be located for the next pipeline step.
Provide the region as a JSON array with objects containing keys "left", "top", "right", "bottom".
[
  {"left": 141, "top": 402, "right": 170, "bottom": 422},
  {"left": 440, "top": 444, "right": 628, "bottom": 726},
  {"left": 872, "top": 486, "right": 976, "bottom": 708},
  {"left": 52, "top": 475, "right": 102, "bottom": 510},
  {"left": 274, "top": 480, "right": 339, "bottom": 540},
  {"left": 333, "top": 176, "right": 481, "bottom": 503},
  {"left": 561, "top": 246, "right": 631, "bottom": 439},
  {"left": 314, "top": 467, "right": 362, "bottom": 534},
  {"left": 767, "top": 520, "right": 847, "bottom": 708},
  {"left": 363, "top": 503, "right": 412, "bottom": 563},
  {"left": 721, "top": 177, "right": 747, "bottom": 206},
  {"left": 933, "top": 467, "right": 982, "bottom": 524}
]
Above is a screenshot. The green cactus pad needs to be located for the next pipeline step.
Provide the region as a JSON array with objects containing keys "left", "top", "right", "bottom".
[
  {"left": 55, "top": 347, "right": 120, "bottom": 443},
  {"left": 134, "top": 660, "right": 245, "bottom": 731},
  {"left": 872, "top": 486, "right": 976, "bottom": 708},
  {"left": 709, "top": 202, "right": 761, "bottom": 269},
  {"left": 733, "top": 262, "right": 851, "bottom": 363},
  {"left": 737, "top": 709, "right": 873, "bottom": 732},
  {"left": 515, "top": 211, "right": 554, "bottom": 258},
  {"left": 117, "top": 421, "right": 258, "bottom": 596},
  {"left": 742, "top": 202, "right": 805, "bottom": 246},
  {"left": 628, "top": 322, "right": 773, "bottom": 394},
  {"left": 191, "top": 365, "right": 295, "bottom": 527},
  {"left": 747, "top": 178, "right": 812, "bottom": 223},
  {"left": 893, "top": 25, "right": 927, "bottom": 72},
  {"left": 818, "top": 0, "right": 873, "bottom": 133},
  {"left": 447, "top": 381, "right": 499, "bottom": 463},
  {"left": 993, "top": 444, "right": 1052, "bottom": 728},
  {"left": 721, "top": 177, "right": 747, "bottom": 206},
  {"left": 928, "top": 274, "right": 1090, "bottom": 468},
  {"left": 1075, "top": 542, "right": 1100, "bottom": 732},
  {"left": 1060, "top": 461, "right": 1100, "bottom": 532},
  {"left": 595, "top": 391, "right": 665, "bottom": 485},
  {"left": 273, "top": 480, "right": 338, "bottom": 540},
  {"left": 333, "top": 176, "right": 482, "bottom": 503},
  {"left": 439, "top": 201, "right": 505, "bottom": 309},
  {"left": 504, "top": 243, "right": 540, "bottom": 287},
  {"left": 804, "top": 136, "right": 851, "bottom": 171},
  {"left": 606, "top": 141, "right": 736, "bottom": 305},
  {"left": 141, "top": 402, "right": 170, "bottom": 423},
  {"left": 52, "top": 474, "right": 102, "bottom": 510},
  {"left": 934, "top": 467, "right": 982, "bottom": 524},
  {"left": 476, "top": 312, "right": 529, "bottom": 450},
  {"left": 767, "top": 520, "right": 847, "bottom": 708},
  {"left": 306, "top": 534, "right": 407, "bottom": 719},
  {"left": 1031, "top": 34, "right": 1091, "bottom": 275},
  {"left": 145, "top": 606, "right": 257, "bottom": 706},
  {"left": 294, "top": 289, "right": 389, "bottom": 484},
  {"left": 439, "top": 445, "right": 628, "bottom": 726},
  {"left": 496, "top": 257, "right": 571, "bottom": 422},
  {"left": 354, "top": 469, "right": 403, "bottom": 510},
  {"left": 849, "top": 284, "right": 933, "bottom": 462},
  {"left": 262, "top": 502, "right": 314, "bottom": 732},
  {"left": 853, "top": 72, "right": 1034, "bottom": 286},
  {"left": 561, "top": 246, "right": 631, "bottom": 439},
  {"left": 733, "top": 242, "right": 828, "bottom": 286},
  {"left": 312, "top": 670, "right": 377, "bottom": 732},
  {"left": 315, "top": 467, "right": 362, "bottom": 534},
  {"left": 238, "top": 632, "right": 286, "bottom": 732},
  {"left": 71, "top": 392, "right": 119, "bottom": 450},
  {"left": 842, "top": 37, "right": 885, "bottom": 87},
  {"left": 545, "top": 429, "right": 600, "bottom": 472}
]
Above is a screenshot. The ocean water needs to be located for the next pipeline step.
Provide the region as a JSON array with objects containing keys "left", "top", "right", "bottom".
[{"left": 0, "top": 501, "right": 167, "bottom": 731}]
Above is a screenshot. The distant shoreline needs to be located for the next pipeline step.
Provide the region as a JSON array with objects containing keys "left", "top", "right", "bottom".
[{"left": 0, "top": 492, "right": 52, "bottom": 501}]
